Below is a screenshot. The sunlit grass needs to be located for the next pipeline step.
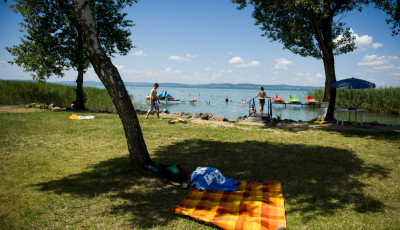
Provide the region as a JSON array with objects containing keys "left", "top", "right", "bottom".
[{"left": 0, "top": 107, "right": 399, "bottom": 229}]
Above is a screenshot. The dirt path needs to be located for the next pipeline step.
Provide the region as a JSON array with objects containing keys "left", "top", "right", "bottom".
[{"left": 190, "top": 116, "right": 400, "bottom": 132}]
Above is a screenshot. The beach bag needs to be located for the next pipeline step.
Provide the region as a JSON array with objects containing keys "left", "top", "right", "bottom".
[
  {"left": 158, "top": 164, "right": 190, "bottom": 189},
  {"left": 190, "top": 167, "right": 241, "bottom": 192}
]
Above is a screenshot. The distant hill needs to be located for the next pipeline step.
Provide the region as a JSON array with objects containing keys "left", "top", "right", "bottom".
[{"left": 52, "top": 81, "right": 319, "bottom": 91}]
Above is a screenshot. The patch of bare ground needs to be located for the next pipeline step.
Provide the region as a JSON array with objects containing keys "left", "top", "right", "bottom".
[
  {"left": 188, "top": 116, "right": 400, "bottom": 133},
  {"left": 270, "top": 121, "right": 400, "bottom": 133},
  {"left": 189, "top": 118, "right": 235, "bottom": 127},
  {"left": 0, "top": 105, "right": 40, "bottom": 114}
]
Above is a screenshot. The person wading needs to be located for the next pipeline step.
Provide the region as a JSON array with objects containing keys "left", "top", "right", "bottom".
[
  {"left": 145, "top": 83, "right": 162, "bottom": 120},
  {"left": 254, "top": 87, "right": 269, "bottom": 115}
]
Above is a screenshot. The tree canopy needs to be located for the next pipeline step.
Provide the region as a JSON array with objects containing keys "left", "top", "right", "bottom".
[
  {"left": 233, "top": 0, "right": 397, "bottom": 57},
  {"left": 7, "top": 0, "right": 134, "bottom": 80},
  {"left": 6, "top": 0, "right": 135, "bottom": 108}
]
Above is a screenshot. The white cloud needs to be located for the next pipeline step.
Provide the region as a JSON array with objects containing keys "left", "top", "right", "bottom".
[
  {"left": 168, "top": 54, "right": 197, "bottom": 61},
  {"left": 121, "top": 67, "right": 182, "bottom": 78},
  {"left": 134, "top": 50, "right": 147, "bottom": 56},
  {"left": 163, "top": 67, "right": 182, "bottom": 74},
  {"left": 121, "top": 69, "right": 159, "bottom": 77},
  {"left": 316, "top": 73, "right": 324, "bottom": 79},
  {"left": 273, "top": 58, "right": 293, "bottom": 70},
  {"left": 358, "top": 54, "right": 400, "bottom": 73},
  {"left": 168, "top": 55, "right": 186, "bottom": 61},
  {"left": 246, "top": 61, "right": 260, "bottom": 67},
  {"left": 228, "top": 56, "right": 260, "bottom": 68},
  {"left": 115, "top": 65, "right": 124, "bottom": 70},
  {"left": 186, "top": 54, "right": 197, "bottom": 58},
  {"left": 358, "top": 55, "right": 398, "bottom": 66},
  {"left": 372, "top": 43, "right": 383, "bottom": 49},
  {"left": 335, "top": 29, "right": 383, "bottom": 52},
  {"left": 295, "top": 72, "right": 325, "bottom": 84},
  {"left": 220, "top": 69, "right": 233, "bottom": 73},
  {"left": 229, "top": 56, "right": 243, "bottom": 64}
]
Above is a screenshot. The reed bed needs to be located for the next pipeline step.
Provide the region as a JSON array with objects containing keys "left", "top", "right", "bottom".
[
  {"left": 0, "top": 80, "right": 138, "bottom": 112},
  {"left": 310, "top": 87, "right": 400, "bottom": 115}
]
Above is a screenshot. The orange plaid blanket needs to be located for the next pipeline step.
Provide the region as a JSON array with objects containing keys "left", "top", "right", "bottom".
[{"left": 173, "top": 180, "right": 286, "bottom": 230}]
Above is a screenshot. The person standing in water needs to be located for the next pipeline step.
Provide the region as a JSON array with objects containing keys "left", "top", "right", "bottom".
[
  {"left": 145, "top": 83, "right": 162, "bottom": 120},
  {"left": 254, "top": 87, "right": 269, "bottom": 115}
]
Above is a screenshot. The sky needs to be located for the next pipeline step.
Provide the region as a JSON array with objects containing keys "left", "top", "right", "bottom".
[{"left": 1, "top": 0, "right": 399, "bottom": 87}]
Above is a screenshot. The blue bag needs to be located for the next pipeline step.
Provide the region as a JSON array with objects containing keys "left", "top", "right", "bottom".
[{"left": 190, "top": 167, "right": 241, "bottom": 192}]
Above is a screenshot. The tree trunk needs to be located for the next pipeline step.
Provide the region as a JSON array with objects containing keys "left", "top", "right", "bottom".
[
  {"left": 74, "top": 65, "right": 86, "bottom": 110},
  {"left": 315, "top": 19, "right": 337, "bottom": 121},
  {"left": 73, "top": 0, "right": 153, "bottom": 167},
  {"left": 321, "top": 49, "right": 336, "bottom": 121},
  {"left": 73, "top": 28, "right": 86, "bottom": 110}
]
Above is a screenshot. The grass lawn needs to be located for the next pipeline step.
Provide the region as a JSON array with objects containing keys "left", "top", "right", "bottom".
[{"left": 1, "top": 106, "right": 399, "bottom": 229}]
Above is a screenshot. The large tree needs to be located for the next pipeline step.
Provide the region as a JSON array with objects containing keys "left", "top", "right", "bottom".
[
  {"left": 4, "top": 0, "right": 153, "bottom": 167},
  {"left": 6, "top": 0, "right": 133, "bottom": 110},
  {"left": 72, "top": 0, "right": 153, "bottom": 167},
  {"left": 232, "top": 0, "right": 398, "bottom": 120}
]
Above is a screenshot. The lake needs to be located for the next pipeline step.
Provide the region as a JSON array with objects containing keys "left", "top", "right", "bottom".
[{"left": 126, "top": 86, "right": 400, "bottom": 125}]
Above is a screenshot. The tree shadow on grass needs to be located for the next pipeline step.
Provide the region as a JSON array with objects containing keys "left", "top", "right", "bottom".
[
  {"left": 326, "top": 128, "right": 400, "bottom": 143},
  {"left": 34, "top": 139, "right": 390, "bottom": 228},
  {"left": 33, "top": 157, "right": 187, "bottom": 228},
  {"left": 264, "top": 123, "right": 400, "bottom": 142},
  {"left": 153, "top": 140, "right": 391, "bottom": 221}
]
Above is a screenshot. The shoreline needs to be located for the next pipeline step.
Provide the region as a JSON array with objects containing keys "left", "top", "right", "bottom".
[{"left": 2, "top": 104, "right": 399, "bottom": 132}]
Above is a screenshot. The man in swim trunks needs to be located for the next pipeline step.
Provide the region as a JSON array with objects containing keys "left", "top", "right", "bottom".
[
  {"left": 254, "top": 86, "right": 269, "bottom": 115},
  {"left": 145, "top": 83, "right": 162, "bottom": 120}
]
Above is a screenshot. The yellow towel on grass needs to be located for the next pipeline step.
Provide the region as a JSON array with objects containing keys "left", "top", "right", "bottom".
[{"left": 69, "top": 114, "right": 79, "bottom": 120}]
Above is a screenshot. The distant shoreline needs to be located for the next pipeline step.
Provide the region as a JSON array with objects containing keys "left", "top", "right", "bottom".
[
  {"left": 50, "top": 80, "right": 319, "bottom": 91},
  {"left": 0, "top": 79, "right": 320, "bottom": 91}
]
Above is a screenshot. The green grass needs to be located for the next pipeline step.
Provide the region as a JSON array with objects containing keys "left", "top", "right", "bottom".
[
  {"left": 1, "top": 107, "right": 399, "bottom": 229},
  {"left": 310, "top": 87, "right": 400, "bottom": 115}
]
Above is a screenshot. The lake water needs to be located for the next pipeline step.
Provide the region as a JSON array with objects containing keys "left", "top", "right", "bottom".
[{"left": 126, "top": 86, "right": 400, "bottom": 125}]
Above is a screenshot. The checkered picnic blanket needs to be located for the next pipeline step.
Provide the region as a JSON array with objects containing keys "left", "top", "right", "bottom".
[{"left": 173, "top": 180, "right": 286, "bottom": 230}]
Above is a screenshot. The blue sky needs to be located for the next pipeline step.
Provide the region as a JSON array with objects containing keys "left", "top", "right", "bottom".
[{"left": 1, "top": 0, "right": 399, "bottom": 87}]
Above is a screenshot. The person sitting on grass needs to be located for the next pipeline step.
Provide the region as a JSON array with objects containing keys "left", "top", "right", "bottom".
[{"left": 145, "top": 83, "right": 162, "bottom": 120}]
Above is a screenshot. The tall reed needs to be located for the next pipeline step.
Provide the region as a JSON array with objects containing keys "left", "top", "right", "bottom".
[
  {"left": 0, "top": 80, "right": 139, "bottom": 112},
  {"left": 309, "top": 87, "right": 400, "bottom": 115},
  {"left": 0, "top": 80, "right": 75, "bottom": 107}
]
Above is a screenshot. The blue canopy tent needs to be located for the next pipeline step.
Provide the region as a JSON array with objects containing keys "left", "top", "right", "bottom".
[
  {"left": 331, "top": 77, "right": 376, "bottom": 108},
  {"left": 331, "top": 77, "right": 376, "bottom": 123}
]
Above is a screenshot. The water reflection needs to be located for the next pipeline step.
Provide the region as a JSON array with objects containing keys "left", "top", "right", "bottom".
[{"left": 273, "top": 105, "right": 320, "bottom": 121}]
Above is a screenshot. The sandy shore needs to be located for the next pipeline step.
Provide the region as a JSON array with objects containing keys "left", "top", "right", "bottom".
[{"left": 2, "top": 105, "right": 398, "bottom": 133}]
